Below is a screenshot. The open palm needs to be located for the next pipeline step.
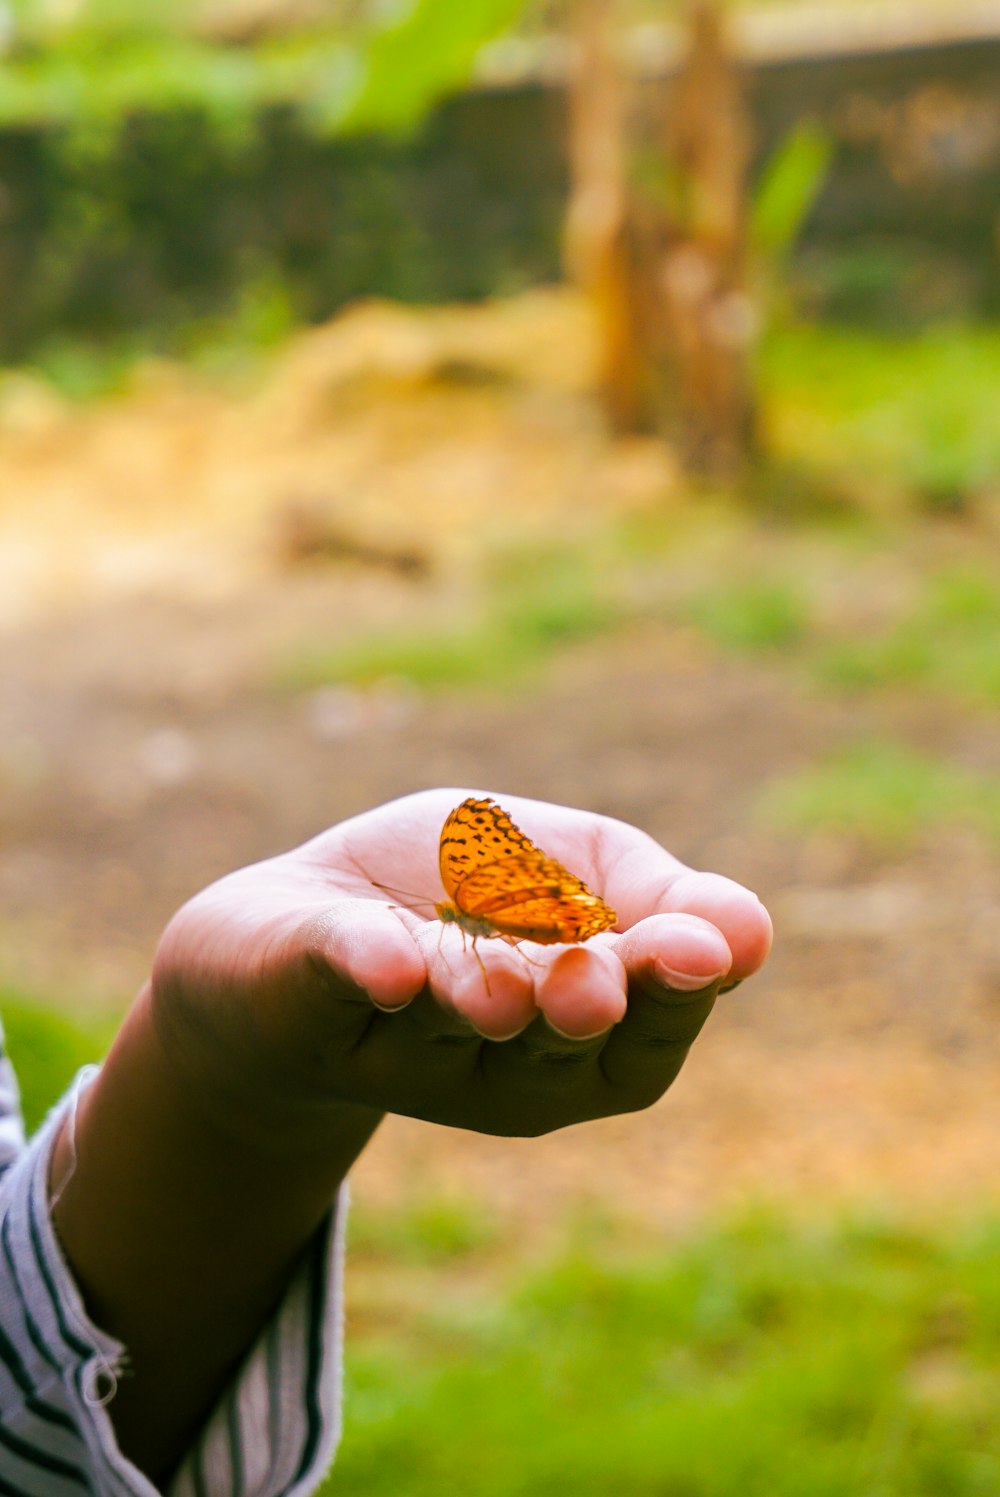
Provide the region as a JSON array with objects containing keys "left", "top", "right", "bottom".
[{"left": 152, "top": 789, "right": 772, "bottom": 1138}]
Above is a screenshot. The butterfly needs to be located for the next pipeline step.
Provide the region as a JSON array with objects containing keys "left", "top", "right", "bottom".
[{"left": 433, "top": 796, "right": 617, "bottom": 948}]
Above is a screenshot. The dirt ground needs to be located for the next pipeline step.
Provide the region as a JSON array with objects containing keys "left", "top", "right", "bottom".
[{"left": 2, "top": 290, "right": 998, "bottom": 1238}]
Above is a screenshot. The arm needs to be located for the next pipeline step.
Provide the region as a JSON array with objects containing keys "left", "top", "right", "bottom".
[
  {"left": 50, "top": 788, "right": 773, "bottom": 1486},
  {"left": 49, "top": 985, "right": 380, "bottom": 1484}
]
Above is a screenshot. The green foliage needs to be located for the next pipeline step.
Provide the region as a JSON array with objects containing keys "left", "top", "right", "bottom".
[
  {"left": 324, "top": 1209, "right": 1000, "bottom": 1495},
  {"left": 179, "top": 267, "right": 299, "bottom": 377},
  {"left": 10, "top": 0, "right": 200, "bottom": 41},
  {"left": 329, "top": 0, "right": 528, "bottom": 136},
  {"left": 0, "top": 3, "right": 526, "bottom": 132},
  {"left": 0, "top": 991, "right": 115, "bottom": 1134},
  {"left": 761, "top": 324, "right": 1000, "bottom": 501},
  {"left": 0, "top": 33, "right": 268, "bottom": 128},
  {"left": 27, "top": 335, "right": 141, "bottom": 400},
  {"left": 757, "top": 740, "right": 1000, "bottom": 849},
  {"left": 0, "top": 2, "right": 543, "bottom": 363},
  {"left": 751, "top": 120, "right": 833, "bottom": 266}
]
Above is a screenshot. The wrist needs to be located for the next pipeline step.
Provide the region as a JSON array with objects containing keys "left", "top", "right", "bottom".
[{"left": 144, "top": 972, "right": 383, "bottom": 1170}]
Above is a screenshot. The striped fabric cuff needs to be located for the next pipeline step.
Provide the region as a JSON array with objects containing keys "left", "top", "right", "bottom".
[
  {"left": 0, "top": 1072, "right": 346, "bottom": 1497},
  {"left": 0, "top": 1017, "right": 26, "bottom": 1175}
]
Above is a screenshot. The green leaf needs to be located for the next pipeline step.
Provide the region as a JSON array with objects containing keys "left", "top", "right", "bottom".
[
  {"left": 334, "top": 0, "right": 527, "bottom": 135},
  {"left": 751, "top": 119, "right": 833, "bottom": 263}
]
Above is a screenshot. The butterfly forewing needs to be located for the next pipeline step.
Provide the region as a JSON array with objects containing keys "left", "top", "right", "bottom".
[
  {"left": 439, "top": 796, "right": 541, "bottom": 899},
  {"left": 438, "top": 797, "right": 617, "bottom": 946},
  {"left": 452, "top": 853, "right": 592, "bottom": 914}
]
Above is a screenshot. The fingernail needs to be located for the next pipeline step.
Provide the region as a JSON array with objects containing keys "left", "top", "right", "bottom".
[
  {"left": 369, "top": 990, "right": 412, "bottom": 1012},
  {"left": 654, "top": 959, "right": 729, "bottom": 992},
  {"left": 544, "top": 1017, "right": 607, "bottom": 1042}
]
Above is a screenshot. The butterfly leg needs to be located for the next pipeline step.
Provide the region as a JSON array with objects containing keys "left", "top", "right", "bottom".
[
  {"left": 500, "top": 934, "right": 546, "bottom": 973},
  {"left": 469, "top": 936, "right": 493, "bottom": 999}
]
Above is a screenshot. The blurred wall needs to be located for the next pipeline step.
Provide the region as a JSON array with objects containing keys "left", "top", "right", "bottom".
[{"left": 0, "top": 29, "right": 998, "bottom": 360}]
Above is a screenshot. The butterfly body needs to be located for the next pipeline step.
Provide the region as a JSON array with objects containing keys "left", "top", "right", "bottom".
[
  {"left": 434, "top": 901, "right": 507, "bottom": 942},
  {"left": 437, "top": 796, "right": 617, "bottom": 946}
]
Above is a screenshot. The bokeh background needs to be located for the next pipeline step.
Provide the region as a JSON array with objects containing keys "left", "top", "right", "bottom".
[{"left": 2, "top": 0, "right": 999, "bottom": 1491}]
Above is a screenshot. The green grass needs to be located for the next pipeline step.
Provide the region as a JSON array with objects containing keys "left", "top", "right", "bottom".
[
  {"left": 757, "top": 740, "right": 1000, "bottom": 850},
  {"left": 282, "top": 625, "right": 506, "bottom": 692},
  {"left": 4, "top": 998, "right": 998, "bottom": 1497},
  {"left": 348, "top": 1195, "right": 502, "bottom": 1267},
  {"left": 324, "top": 1208, "right": 1000, "bottom": 1496},
  {"left": 275, "top": 533, "right": 1000, "bottom": 709},
  {"left": 761, "top": 323, "right": 1000, "bottom": 508},
  {"left": 277, "top": 544, "right": 624, "bottom": 693},
  {"left": 686, "top": 577, "right": 811, "bottom": 653},
  {"left": 815, "top": 566, "right": 1000, "bottom": 707},
  {"left": 679, "top": 554, "right": 1000, "bottom": 709},
  {"left": 0, "top": 989, "right": 115, "bottom": 1133}
]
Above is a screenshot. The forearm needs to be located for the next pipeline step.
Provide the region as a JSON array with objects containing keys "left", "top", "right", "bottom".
[{"left": 49, "top": 981, "right": 381, "bottom": 1486}]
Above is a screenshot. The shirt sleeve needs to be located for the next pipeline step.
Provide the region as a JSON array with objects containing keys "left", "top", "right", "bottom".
[
  {"left": 0, "top": 1059, "right": 347, "bottom": 1497},
  {"left": 0, "top": 1014, "right": 26, "bottom": 1173}
]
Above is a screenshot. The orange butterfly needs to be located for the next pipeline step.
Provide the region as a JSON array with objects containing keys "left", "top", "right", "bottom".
[{"left": 434, "top": 796, "right": 617, "bottom": 947}]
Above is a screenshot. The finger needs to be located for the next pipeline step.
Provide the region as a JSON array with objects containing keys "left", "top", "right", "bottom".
[
  {"left": 657, "top": 872, "right": 772, "bottom": 979},
  {"left": 611, "top": 840, "right": 772, "bottom": 980},
  {"left": 513, "top": 1008, "right": 609, "bottom": 1069},
  {"left": 415, "top": 925, "right": 537, "bottom": 1041},
  {"left": 533, "top": 944, "right": 628, "bottom": 1040},
  {"left": 613, "top": 912, "right": 733, "bottom": 992},
  {"left": 509, "top": 945, "right": 626, "bottom": 1073},
  {"left": 302, "top": 899, "right": 426, "bottom": 1010},
  {"left": 599, "top": 914, "right": 729, "bottom": 1100}
]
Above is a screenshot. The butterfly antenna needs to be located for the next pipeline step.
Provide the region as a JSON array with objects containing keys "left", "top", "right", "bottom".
[{"left": 370, "top": 878, "right": 437, "bottom": 910}]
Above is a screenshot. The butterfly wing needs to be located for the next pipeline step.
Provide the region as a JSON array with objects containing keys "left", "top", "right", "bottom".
[
  {"left": 438, "top": 796, "right": 541, "bottom": 900},
  {"left": 488, "top": 895, "right": 617, "bottom": 944},
  {"left": 453, "top": 852, "right": 617, "bottom": 944}
]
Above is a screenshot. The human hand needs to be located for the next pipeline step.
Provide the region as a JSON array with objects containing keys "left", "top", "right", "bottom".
[
  {"left": 49, "top": 789, "right": 771, "bottom": 1482},
  {"left": 152, "top": 788, "right": 772, "bottom": 1141}
]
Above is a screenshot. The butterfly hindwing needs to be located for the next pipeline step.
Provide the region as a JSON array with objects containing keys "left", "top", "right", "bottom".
[{"left": 484, "top": 894, "right": 616, "bottom": 944}]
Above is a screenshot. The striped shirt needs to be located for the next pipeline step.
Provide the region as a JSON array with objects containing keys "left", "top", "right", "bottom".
[{"left": 0, "top": 1018, "right": 345, "bottom": 1496}]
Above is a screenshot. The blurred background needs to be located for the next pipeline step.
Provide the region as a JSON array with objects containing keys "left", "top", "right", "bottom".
[{"left": 2, "top": 0, "right": 999, "bottom": 1490}]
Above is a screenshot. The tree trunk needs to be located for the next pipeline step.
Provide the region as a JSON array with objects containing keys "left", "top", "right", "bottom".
[
  {"left": 656, "top": 0, "right": 756, "bottom": 475},
  {"left": 563, "top": 0, "right": 642, "bottom": 431},
  {"left": 566, "top": 0, "right": 757, "bottom": 478}
]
